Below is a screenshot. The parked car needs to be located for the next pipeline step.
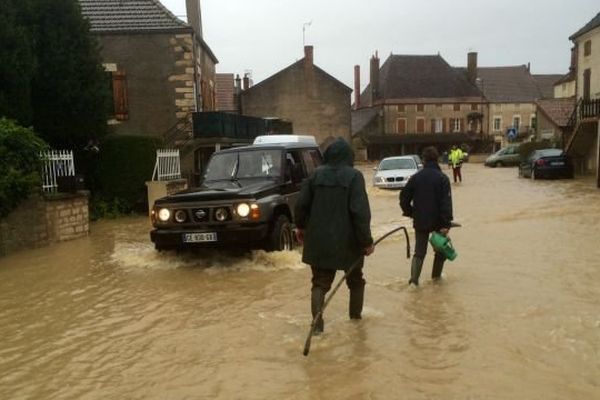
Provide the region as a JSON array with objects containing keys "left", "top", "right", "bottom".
[
  {"left": 150, "top": 135, "right": 322, "bottom": 251},
  {"left": 485, "top": 145, "right": 520, "bottom": 167},
  {"left": 372, "top": 156, "right": 419, "bottom": 189},
  {"left": 518, "top": 148, "right": 574, "bottom": 180}
]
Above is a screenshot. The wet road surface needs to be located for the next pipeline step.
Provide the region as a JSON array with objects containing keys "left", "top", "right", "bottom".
[{"left": 1, "top": 163, "right": 599, "bottom": 399}]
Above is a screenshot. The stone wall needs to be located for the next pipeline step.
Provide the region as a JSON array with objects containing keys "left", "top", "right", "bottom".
[{"left": 0, "top": 192, "right": 89, "bottom": 256}]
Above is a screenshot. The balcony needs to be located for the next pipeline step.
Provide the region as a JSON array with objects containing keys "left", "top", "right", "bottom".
[{"left": 191, "top": 112, "right": 293, "bottom": 142}]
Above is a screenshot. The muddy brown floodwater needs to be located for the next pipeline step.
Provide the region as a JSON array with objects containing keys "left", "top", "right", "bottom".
[{"left": 1, "top": 163, "right": 600, "bottom": 399}]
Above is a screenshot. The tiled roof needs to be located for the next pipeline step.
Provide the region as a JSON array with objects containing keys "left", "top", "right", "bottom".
[
  {"left": 78, "top": 0, "right": 188, "bottom": 32},
  {"left": 570, "top": 12, "right": 600, "bottom": 40},
  {"left": 533, "top": 74, "right": 564, "bottom": 99},
  {"left": 555, "top": 71, "right": 576, "bottom": 85},
  {"left": 475, "top": 66, "right": 542, "bottom": 103},
  {"left": 244, "top": 59, "right": 351, "bottom": 94},
  {"left": 536, "top": 98, "right": 576, "bottom": 127},
  {"left": 361, "top": 55, "right": 483, "bottom": 104}
]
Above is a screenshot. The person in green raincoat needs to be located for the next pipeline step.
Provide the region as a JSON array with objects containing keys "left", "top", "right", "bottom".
[{"left": 295, "top": 138, "right": 374, "bottom": 334}]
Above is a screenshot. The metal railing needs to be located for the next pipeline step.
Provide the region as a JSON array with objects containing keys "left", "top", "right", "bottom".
[
  {"left": 40, "top": 150, "right": 75, "bottom": 193},
  {"left": 152, "top": 149, "right": 181, "bottom": 181}
]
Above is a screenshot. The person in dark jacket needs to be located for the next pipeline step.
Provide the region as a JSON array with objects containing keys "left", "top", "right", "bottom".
[
  {"left": 400, "top": 146, "right": 453, "bottom": 286},
  {"left": 295, "top": 138, "right": 374, "bottom": 334}
]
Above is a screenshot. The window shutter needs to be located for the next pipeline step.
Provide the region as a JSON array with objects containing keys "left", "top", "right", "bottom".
[
  {"left": 442, "top": 118, "right": 447, "bottom": 133},
  {"left": 112, "top": 70, "right": 129, "bottom": 121},
  {"left": 397, "top": 119, "right": 406, "bottom": 134},
  {"left": 431, "top": 119, "right": 436, "bottom": 133},
  {"left": 460, "top": 118, "right": 465, "bottom": 132}
]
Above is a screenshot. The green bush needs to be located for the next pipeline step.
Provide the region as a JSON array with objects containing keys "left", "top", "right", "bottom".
[
  {"left": 517, "top": 140, "right": 557, "bottom": 160},
  {"left": 92, "top": 135, "right": 163, "bottom": 217},
  {"left": 0, "top": 118, "right": 48, "bottom": 218}
]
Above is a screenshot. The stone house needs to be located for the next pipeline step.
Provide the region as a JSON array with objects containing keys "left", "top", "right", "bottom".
[
  {"left": 353, "top": 52, "right": 487, "bottom": 159},
  {"left": 473, "top": 64, "right": 558, "bottom": 149},
  {"left": 535, "top": 98, "right": 576, "bottom": 143},
  {"left": 565, "top": 11, "right": 600, "bottom": 187},
  {"left": 240, "top": 46, "right": 352, "bottom": 146},
  {"left": 554, "top": 47, "right": 578, "bottom": 99},
  {"left": 78, "top": 0, "right": 218, "bottom": 177}
]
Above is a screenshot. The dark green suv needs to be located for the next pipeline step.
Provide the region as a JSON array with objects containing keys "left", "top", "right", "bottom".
[{"left": 150, "top": 136, "right": 322, "bottom": 251}]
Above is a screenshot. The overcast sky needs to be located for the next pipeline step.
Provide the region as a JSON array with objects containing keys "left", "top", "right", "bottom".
[{"left": 161, "top": 0, "right": 599, "bottom": 90}]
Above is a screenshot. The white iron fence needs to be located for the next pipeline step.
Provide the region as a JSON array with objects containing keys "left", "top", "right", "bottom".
[
  {"left": 40, "top": 150, "right": 75, "bottom": 192},
  {"left": 152, "top": 149, "right": 181, "bottom": 181}
]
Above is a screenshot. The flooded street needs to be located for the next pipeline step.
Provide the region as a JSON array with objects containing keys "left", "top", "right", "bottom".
[{"left": 1, "top": 163, "right": 600, "bottom": 399}]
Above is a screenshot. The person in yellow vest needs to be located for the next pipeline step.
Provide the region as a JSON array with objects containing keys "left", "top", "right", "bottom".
[{"left": 449, "top": 145, "right": 464, "bottom": 183}]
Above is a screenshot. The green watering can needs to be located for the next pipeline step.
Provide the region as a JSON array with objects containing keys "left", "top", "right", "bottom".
[{"left": 429, "top": 231, "right": 457, "bottom": 261}]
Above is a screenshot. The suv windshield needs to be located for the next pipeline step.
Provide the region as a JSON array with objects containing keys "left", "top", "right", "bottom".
[{"left": 205, "top": 149, "right": 283, "bottom": 181}]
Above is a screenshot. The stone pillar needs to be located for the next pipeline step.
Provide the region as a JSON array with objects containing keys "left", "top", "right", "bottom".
[{"left": 146, "top": 179, "right": 189, "bottom": 216}]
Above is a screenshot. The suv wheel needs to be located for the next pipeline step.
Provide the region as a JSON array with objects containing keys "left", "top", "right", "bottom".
[
  {"left": 495, "top": 161, "right": 503, "bottom": 167},
  {"left": 266, "top": 214, "right": 294, "bottom": 251}
]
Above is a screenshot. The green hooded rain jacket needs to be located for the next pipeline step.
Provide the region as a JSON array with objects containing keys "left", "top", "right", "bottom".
[{"left": 294, "top": 138, "right": 373, "bottom": 270}]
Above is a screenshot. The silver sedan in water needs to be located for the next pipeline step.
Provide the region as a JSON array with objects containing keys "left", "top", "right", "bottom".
[{"left": 372, "top": 156, "right": 419, "bottom": 189}]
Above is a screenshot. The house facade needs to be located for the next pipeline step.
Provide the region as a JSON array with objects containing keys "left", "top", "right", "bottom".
[
  {"left": 79, "top": 0, "right": 218, "bottom": 137},
  {"left": 474, "top": 65, "right": 556, "bottom": 149},
  {"left": 353, "top": 52, "right": 488, "bottom": 159},
  {"left": 240, "top": 46, "right": 352, "bottom": 146},
  {"left": 565, "top": 12, "right": 600, "bottom": 187},
  {"left": 78, "top": 0, "right": 219, "bottom": 180}
]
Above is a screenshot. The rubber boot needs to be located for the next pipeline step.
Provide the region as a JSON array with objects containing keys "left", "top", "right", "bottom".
[
  {"left": 432, "top": 252, "right": 445, "bottom": 281},
  {"left": 311, "top": 287, "right": 325, "bottom": 335},
  {"left": 409, "top": 256, "right": 424, "bottom": 286},
  {"left": 349, "top": 285, "right": 364, "bottom": 320}
]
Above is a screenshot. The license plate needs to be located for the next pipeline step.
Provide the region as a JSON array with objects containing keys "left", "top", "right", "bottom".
[
  {"left": 182, "top": 232, "right": 217, "bottom": 243},
  {"left": 551, "top": 161, "right": 564, "bottom": 166}
]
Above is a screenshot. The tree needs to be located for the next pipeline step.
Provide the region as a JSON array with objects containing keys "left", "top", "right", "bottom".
[
  {"left": 0, "top": 118, "right": 48, "bottom": 218},
  {"left": 28, "top": 0, "right": 110, "bottom": 149},
  {"left": 0, "top": 0, "right": 35, "bottom": 125}
]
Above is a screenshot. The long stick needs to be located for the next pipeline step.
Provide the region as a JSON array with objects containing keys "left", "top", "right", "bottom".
[{"left": 303, "top": 226, "right": 410, "bottom": 356}]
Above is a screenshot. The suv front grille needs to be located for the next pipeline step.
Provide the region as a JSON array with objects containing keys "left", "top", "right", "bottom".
[{"left": 192, "top": 208, "right": 210, "bottom": 222}]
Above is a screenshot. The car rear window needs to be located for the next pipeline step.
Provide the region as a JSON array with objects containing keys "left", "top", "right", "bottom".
[{"left": 538, "top": 149, "right": 563, "bottom": 157}]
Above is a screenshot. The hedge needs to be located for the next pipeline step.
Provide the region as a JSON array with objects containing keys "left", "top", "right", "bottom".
[
  {"left": 0, "top": 118, "right": 48, "bottom": 218},
  {"left": 92, "top": 135, "right": 163, "bottom": 215}
]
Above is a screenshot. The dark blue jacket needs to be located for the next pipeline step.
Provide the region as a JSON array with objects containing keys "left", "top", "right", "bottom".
[{"left": 399, "top": 161, "right": 453, "bottom": 232}]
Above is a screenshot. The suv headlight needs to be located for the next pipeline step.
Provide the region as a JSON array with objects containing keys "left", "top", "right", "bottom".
[
  {"left": 174, "top": 210, "right": 187, "bottom": 223},
  {"left": 214, "top": 207, "right": 229, "bottom": 222},
  {"left": 236, "top": 203, "right": 250, "bottom": 217},
  {"left": 158, "top": 208, "right": 171, "bottom": 222}
]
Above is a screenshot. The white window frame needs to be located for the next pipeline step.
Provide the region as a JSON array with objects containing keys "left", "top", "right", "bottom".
[
  {"left": 530, "top": 114, "right": 536, "bottom": 129},
  {"left": 493, "top": 116, "right": 502, "bottom": 132},
  {"left": 435, "top": 119, "right": 443, "bottom": 133},
  {"left": 452, "top": 118, "right": 461, "bottom": 132}
]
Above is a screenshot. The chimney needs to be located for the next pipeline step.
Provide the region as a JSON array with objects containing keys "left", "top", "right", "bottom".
[
  {"left": 304, "top": 45, "right": 314, "bottom": 67},
  {"left": 185, "top": 0, "right": 203, "bottom": 37},
  {"left": 234, "top": 74, "right": 242, "bottom": 94},
  {"left": 467, "top": 52, "right": 478, "bottom": 84},
  {"left": 527, "top": 62, "right": 531, "bottom": 72},
  {"left": 354, "top": 65, "right": 361, "bottom": 109},
  {"left": 243, "top": 74, "right": 250, "bottom": 90},
  {"left": 369, "top": 52, "right": 380, "bottom": 105}
]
